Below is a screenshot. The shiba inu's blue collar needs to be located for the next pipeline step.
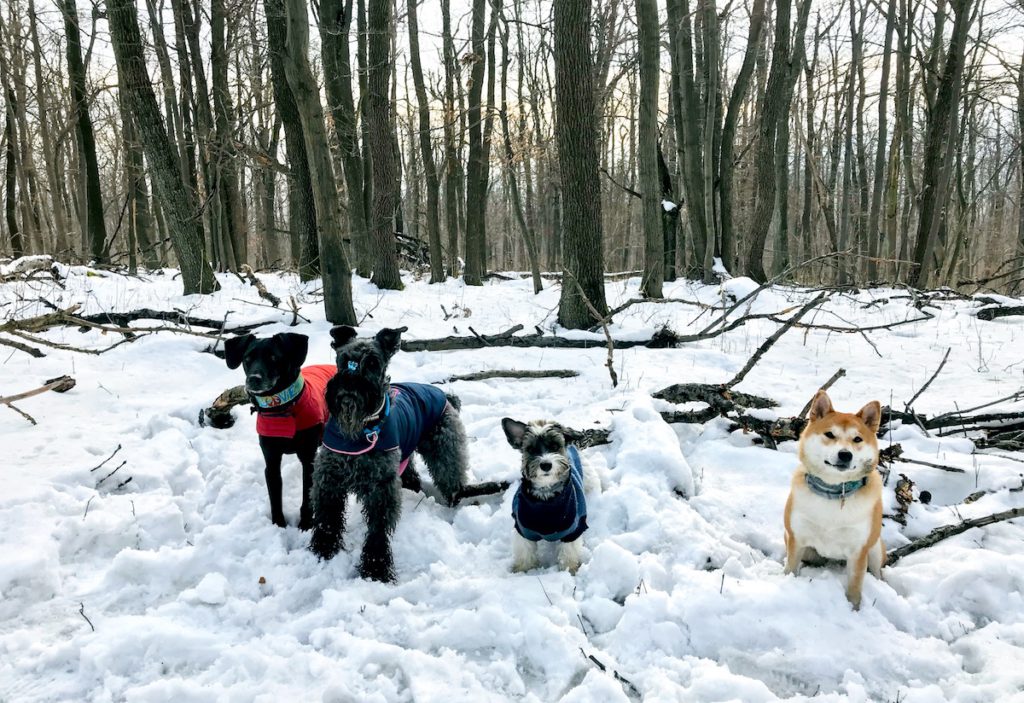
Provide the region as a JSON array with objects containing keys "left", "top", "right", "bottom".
[
  {"left": 805, "top": 473, "right": 867, "bottom": 500},
  {"left": 252, "top": 374, "right": 305, "bottom": 409},
  {"left": 512, "top": 446, "right": 588, "bottom": 543}
]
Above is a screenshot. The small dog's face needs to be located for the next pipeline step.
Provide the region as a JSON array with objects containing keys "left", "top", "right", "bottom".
[
  {"left": 799, "top": 391, "right": 881, "bottom": 483},
  {"left": 224, "top": 333, "right": 309, "bottom": 395},
  {"left": 502, "top": 418, "right": 572, "bottom": 494},
  {"left": 325, "top": 326, "right": 406, "bottom": 436}
]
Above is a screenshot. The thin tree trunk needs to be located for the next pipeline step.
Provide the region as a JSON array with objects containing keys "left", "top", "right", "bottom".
[
  {"left": 637, "top": 0, "right": 663, "bottom": 296},
  {"left": 463, "top": 0, "right": 488, "bottom": 285},
  {"left": 441, "top": 0, "right": 460, "bottom": 277},
  {"left": 868, "top": 0, "right": 896, "bottom": 282},
  {"left": 211, "top": 0, "right": 246, "bottom": 268}
]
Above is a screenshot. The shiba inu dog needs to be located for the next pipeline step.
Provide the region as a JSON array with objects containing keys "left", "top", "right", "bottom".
[{"left": 784, "top": 390, "right": 885, "bottom": 609}]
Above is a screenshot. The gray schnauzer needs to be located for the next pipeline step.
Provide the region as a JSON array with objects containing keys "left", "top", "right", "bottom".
[
  {"left": 502, "top": 418, "right": 601, "bottom": 574},
  {"left": 309, "top": 326, "right": 469, "bottom": 582}
]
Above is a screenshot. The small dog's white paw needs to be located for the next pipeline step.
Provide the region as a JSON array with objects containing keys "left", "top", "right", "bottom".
[
  {"left": 557, "top": 540, "right": 583, "bottom": 574},
  {"left": 511, "top": 532, "right": 539, "bottom": 573}
]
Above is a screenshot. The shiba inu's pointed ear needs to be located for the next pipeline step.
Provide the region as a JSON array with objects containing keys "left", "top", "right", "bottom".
[
  {"left": 224, "top": 334, "right": 255, "bottom": 369},
  {"left": 274, "top": 332, "right": 309, "bottom": 367},
  {"left": 375, "top": 327, "right": 408, "bottom": 358},
  {"left": 329, "top": 325, "right": 359, "bottom": 350},
  {"left": 502, "top": 418, "right": 528, "bottom": 449},
  {"left": 857, "top": 400, "right": 882, "bottom": 432},
  {"left": 808, "top": 390, "right": 834, "bottom": 421}
]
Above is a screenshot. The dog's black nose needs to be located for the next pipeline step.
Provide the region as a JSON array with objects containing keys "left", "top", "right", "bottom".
[
  {"left": 539, "top": 461, "right": 552, "bottom": 472},
  {"left": 838, "top": 450, "right": 853, "bottom": 463}
]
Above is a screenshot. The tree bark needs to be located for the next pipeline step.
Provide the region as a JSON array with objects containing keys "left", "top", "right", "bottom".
[
  {"left": 61, "top": 0, "right": 108, "bottom": 264},
  {"left": 280, "top": 0, "right": 358, "bottom": 323},
  {"left": 555, "top": 0, "right": 608, "bottom": 328},
  {"left": 867, "top": 0, "right": 896, "bottom": 282},
  {"left": 441, "top": 0, "right": 461, "bottom": 277},
  {"left": 463, "top": 0, "right": 488, "bottom": 285},
  {"left": 106, "top": 0, "right": 218, "bottom": 293},
  {"left": 637, "top": 0, "right": 663, "bottom": 297}
]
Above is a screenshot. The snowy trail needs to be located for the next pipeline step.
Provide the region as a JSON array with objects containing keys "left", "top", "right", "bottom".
[{"left": 2, "top": 267, "right": 1024, "bottom": 701}]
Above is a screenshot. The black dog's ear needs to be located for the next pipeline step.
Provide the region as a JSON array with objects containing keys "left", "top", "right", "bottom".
[
  {"left": 329, "top": 325, "right": 359, "bottom": 350},
  {"left": 224, "top": 334, "right": 255, "bottom": 369},
  {"left": 502, "top": 418, "right": 528, "bottom": 449},
  {"left": 375, "top": 326, "right": 408, "bottom": 358},
  {"left": 274, "top": 332, "right": 309, "bottom": 367}
]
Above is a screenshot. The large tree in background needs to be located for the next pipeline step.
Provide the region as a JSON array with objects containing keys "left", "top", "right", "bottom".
[
  {"left": 280, "top": 0, "right": 357, "bottom": 323},
  {"left": 554, "top": 0, "right": 607, "bottom": 328},
  {"left": 463, "top": 0, "right": 488, "bottom": 285},
  {"left": 105, "top": 0, "right": 218, "bottom": 293},
  {"left": 365, "top": 0, "right": 403, "bottom": 289},
  {"left": 637, "top": 0, "right": 662, "bottom": 297},
  {"left": 61, "top": 0, "right": 108, "bottom": 264}
]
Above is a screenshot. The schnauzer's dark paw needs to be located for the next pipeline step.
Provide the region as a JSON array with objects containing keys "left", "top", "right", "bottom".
[
  {"left": 271, "top": 514, "right": 288, "bottom": 529},
  {"left": 359, "top": 555, "right": 396, "bottom": 583},
  {"left": 298, "top": 509, "right": 313, "bottom": 531},
  {"left": 309, "top": 529, "right": 343, "bottom": 560}
]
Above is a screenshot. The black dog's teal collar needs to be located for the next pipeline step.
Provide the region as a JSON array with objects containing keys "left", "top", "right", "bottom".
[
  {"left": 252, "top": 375, "right": 305, "bottom": 409},
  {"left": 805, "top": 473, "right": 868, "bottom": 500}
]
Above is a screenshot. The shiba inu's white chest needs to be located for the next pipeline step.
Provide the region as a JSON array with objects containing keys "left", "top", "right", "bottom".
[{"left": 788, "top": 482, "right": 877, "bottom": 560}]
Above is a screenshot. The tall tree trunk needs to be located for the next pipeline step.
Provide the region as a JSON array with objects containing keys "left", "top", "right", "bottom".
[
  {"left": 867, "top": 0, "right": 896, "bottom": 282},
  {"left": 280, "top": 0, "right": 358, "bottom": 323},
  {"left": 365, "top": 0, "right": 403, "bottom": 289},
  {"left": 463, "top": 0, "right": 488, "bottom": 285},
  {"left": 441, "top": 0, "right": 460, "bottom": 277},
  {"left": 4, "top": 88, "right": 21, "bottom": 258},
  {"left": 637, "top": 0, "right": 663, "bottom": 297},
  {"left": 406, "top": 0, "right": 444, "bottom": 283},
  {"left": 320, "top": 0, "right": 372, "bottom": 277},
  {"left": 909, "top": 0, "right": 974, "bottom": 288},
  {"left": 700, "top": 0, "right": 720, "bottom": 282},
  {"left": 119, "top": 90, "right": 160, "bottom": 270},
  {"left": 720, "top": 0, "right": 767, "bottom": 274},
  {"left": 555, "top": 0, "right": 607, "bottom": 328},
  {"left": 1017, "top": 52, "right": 1024, "bottom": 267},
  {"left": 61, "top": 0, "right": 108, "bottom": 263},
  {"left": 211, "top": 0, "right": 246, "bottom": 268},
  {"left": 263, "top": 0, "right": 319, "bottom": 277},
  {"left": 106, "top": 0, "right": 218, "bottom": 293}
]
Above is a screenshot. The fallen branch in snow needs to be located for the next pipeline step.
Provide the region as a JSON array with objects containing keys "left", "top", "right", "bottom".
[
  {"left": 78, "top": 602, "right": 95, "bottom": 632},
  {"left": 453, "top": 480, "right": 512, "bottom": 504},
  {"left": 976, "top": 305, "right": 1024, "bottom": 321},
  {"left": 905, "top": 347, "right": 951, "bottom": 412},
  {"left": 88, "top": 444, "right": 123, "bottom": 472},
  {"left": 438, "top": 369, "right": 579, "bottom": 383},
  {"left": 566, "top": 269, "right": 618, "bottom": 387},
  {"left": 199, "top": 385, "right": 250, "bottom": 428},
  {"left": 0, "top": 375, "right": 76, "bottom": 424},
  {"left": 595, "top": 296, "right": 713, "bottom": 330},
  {"left": 885, "top": 506, "right": 1024, "bottom": 565},
  {"left": 798, "top": 368, "right": 847, "bottom": 418},
  {"left": 879, "top": 444, "right": 966, "bottom": 474},
  {"left": 579, "top": 649, "right": 642, "bottom": 700},
  {"left": 0, "top": 335, "right": 45, "bottom": 357},
  {"left": 400, "top": 324, "right": 685, "bottom": 352}
]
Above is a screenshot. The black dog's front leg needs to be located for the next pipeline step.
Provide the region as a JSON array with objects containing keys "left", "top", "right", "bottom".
[
  {"left": 259, "top": 440, "right": 287, "bottom": 528},
  {"left": 295, "top": 426, "right": 321, "bottom": 531},
  {"left": 358, "top": 475, "right": 402, "bottom": 582}
]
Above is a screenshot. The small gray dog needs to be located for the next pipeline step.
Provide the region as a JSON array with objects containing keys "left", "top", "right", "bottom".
[
  {"left": 502, "top": 418, "right": 600, "bottom": 574},
  {"left": 309, "top": 326, "right": 469, "bottom": 582}
]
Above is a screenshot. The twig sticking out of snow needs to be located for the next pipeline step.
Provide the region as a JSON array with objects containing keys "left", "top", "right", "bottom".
[
  {"left": 565, "top": 269, "right": 618, "bottom": 388},
  {"left": 905, "top": 347, "right": 952, "bottom": 412},
  {"left": 579, "top": 649, "right": 642, "bottom": 700},
  {"left": 0, "top": 375, "right": 76, "bottom": 424},
  {"left": 798, "top": 368, "right": 847, "bottom": 419},
  {"left": 78, "top": 602, "right": 95, "bottom": 632}
]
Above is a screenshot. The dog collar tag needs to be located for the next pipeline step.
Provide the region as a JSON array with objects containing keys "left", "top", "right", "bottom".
[{"left": 346, "top": 360, "right": 358, "bottom": 373}]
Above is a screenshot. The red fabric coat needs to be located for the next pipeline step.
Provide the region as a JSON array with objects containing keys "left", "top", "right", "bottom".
[{"left": 255, "top": 364, "right": 335, "bottom": 438}]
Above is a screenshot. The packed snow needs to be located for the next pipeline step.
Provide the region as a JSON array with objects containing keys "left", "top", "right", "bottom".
[{"left": 1, "top": 264, "right": 1023, "bottom": 702}]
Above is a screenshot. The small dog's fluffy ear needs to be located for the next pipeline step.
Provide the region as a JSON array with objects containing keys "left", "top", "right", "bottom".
[
  {"left": 857, "top": 400, "right": 882, "bottom": 433},
  {"left": 224, "top": 334, "right": 255, "bottom": 369},
  {"left": 275, "top": 332, "right": 309, "bottom": 367},
  {"left": 375, "top": 327, "right": 408, "bottom": 358},
  {"left": 502, "top": 418, "right": 528, "bottom": 449},
  {"left": 330, "top": 325, "right": 359, "bottom": 350},
  {"left": 808, "top": 390, "right": 834, "bottom": 422}
]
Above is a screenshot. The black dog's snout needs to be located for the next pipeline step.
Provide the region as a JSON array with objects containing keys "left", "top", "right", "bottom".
[
  {"left": 838, "top": 449, "right": 853, "bottom": 463},
  {"left": 539, "top": 461, "right": 553, "bottom": 472}
]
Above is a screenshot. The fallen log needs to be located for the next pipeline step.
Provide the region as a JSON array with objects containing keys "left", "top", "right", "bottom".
[
  {"left": 976, "top": 305, "right": 1024, "bottom": 321},
  {"left": 400, "top": 325, "right": 685, "bottom": 353},
  {"left": 0, "top": 375, "right": 76, "bottom": 424},
  {"left": 886, "top": 506, "right": 1024, "bottom": 565}
]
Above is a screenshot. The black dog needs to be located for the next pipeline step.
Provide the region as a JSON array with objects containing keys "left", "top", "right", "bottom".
[
  {"left": 308, "top": 326, "right": 469, "bottom": 582},
  {"left": 224, "top": 332, "right": 335, "bottom": 530}
]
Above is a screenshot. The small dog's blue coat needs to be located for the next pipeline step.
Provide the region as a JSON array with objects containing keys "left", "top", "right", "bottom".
[
  {"left": 512, "top": 446, "right": 588, "bottom": 542},
  {"left": 322, "top": 382, "right": 449, "bottom": 460}
]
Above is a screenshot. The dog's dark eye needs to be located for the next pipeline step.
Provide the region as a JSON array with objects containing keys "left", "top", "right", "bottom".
[
  {"left": 824, "top": 431, "right": 835, "bottom": 440},
  {"left": 853, "top": 436, "right": 863, "bottom": 443},
  {"left": 363, "top": 357, "right": 380, "bottom": 373}
]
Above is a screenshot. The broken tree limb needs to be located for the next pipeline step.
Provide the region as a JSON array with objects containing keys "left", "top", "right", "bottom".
[
  {"left": 798, "top": 368, "right": 847, "bottom": 418},
  {"left": 239, "top": 265, "right": 282, "bottom": 307},
  {"left": 905, "top": 347, "right": 951, "bottom": 411},
  {"left": 438, "top": 369, "right": 579, "bottom": 383},
  {"left": 976, "top": 305, "right": 1024, "bottom": 321},
  {"left": 724, "top": 293, "right": 829, "bottom": 389},
  {"left": 199, "top": 384, "right": 250, "bottom": 428},
  {"left": 400, "top": 325, "right": 684, "bottom": 352},
  {"left": 0, "top": 375, "right": 76, "bottom": 424},
  {"left": 566, "top": 268, "right": 618, "bottom": 387},
  {"left": 886, "top": 506, "right": 1024, "bottom": 565}
]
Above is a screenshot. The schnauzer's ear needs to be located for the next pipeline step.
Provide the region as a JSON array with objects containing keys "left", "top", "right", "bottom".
[
  {"left": 856, "top": 400, "right": 882, "bottom": 433},
  {"left": 324, "top": 375, "right": 343, "bottom": 418},
  {"left": 274, "top": 332, "right": 309, "bottom": 367},
  {"left": 808, "top": 390, "right": 834, "bottom": 422},
  {"left": 502, "top": 418, "right": 528, "bottom": 449},
  {"left": 224, "top": 334, "right": 255, "bottom": 369},
  {"left": 329, "top": 325, "right": 359, "bottom": 350},
  {"left": 375, "top": 327, "right": 408, "bottom": 358}
]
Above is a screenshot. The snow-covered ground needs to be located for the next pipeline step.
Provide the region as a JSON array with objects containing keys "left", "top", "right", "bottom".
[{"left": 1, "top": 264, "right": 1023, "bottom": 702}]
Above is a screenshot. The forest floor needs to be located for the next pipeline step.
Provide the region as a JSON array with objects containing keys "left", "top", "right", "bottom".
[{"left": 1, "top": 263, "right": 1023, "bottom": 702}]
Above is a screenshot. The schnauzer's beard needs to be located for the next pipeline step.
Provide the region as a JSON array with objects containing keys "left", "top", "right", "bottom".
[
  {"left": 328, "top": 375, "right": 388, "bottom": 438},
  {"left": 523, "top": 453, "right": 571, "bottom": 499}
]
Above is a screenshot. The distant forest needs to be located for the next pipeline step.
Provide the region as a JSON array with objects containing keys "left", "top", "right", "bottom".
[{"left": 0, "top": 0, "right": 1021, "bottom": 327}]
